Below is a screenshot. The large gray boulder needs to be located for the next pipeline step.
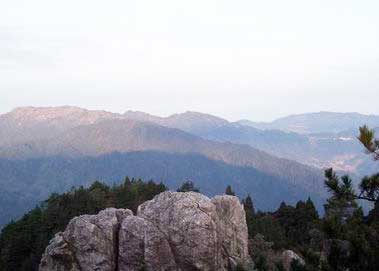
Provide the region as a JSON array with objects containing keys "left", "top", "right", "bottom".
[
  {"left": 40, "top": 192, "right": 251, "bottom": 271},
  {"left": 39, "top": 208, "right": 132, "bottom": 271},
  {"left": 137, "top": 192, "right": 221, "bottom": 270},
  {"left": 136, "top": 192, "right": 250, "bottom": 270}
]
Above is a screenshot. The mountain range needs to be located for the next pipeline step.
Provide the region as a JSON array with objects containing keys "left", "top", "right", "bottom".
[
  {"left": 239, "top": 112, "right": 379, "bottom": 134},
  {"left": 123, "top": 110, "right": 378, "bottom": 176},
  {"left": 0, "top": 106, "right": 378, "bottom": 227}
]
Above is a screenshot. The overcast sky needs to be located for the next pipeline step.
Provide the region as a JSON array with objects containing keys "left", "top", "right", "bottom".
[{"left": 1, "top": 0, "right": 378, "bottom": 121}]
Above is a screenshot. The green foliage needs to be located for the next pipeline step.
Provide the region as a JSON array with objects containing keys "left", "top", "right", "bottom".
[
  {"left": 323, "top": 126, "right": 379, "bottom": 207},
  {"left": 324, "top": 169, "right": 355, "bottom": 201},
  {"left": 318, "top": 125, "right": 379, "bottom": 270},
  {"left": 176, "top": 180, "right": 200, "bottom": 192},
  {"left": 275, "top": 199, "right": 319, "bottom": 247},
  {"left": 290, "top": 259, "right": 306, "bottom": 271},
  {"left": 225, "top": 185, "right": 235, "bottom": 196},
  {"left": 243, "top": 195, "right": 255, "bottom": 215},
  {"left": 0, "top": 177, "right": 166, "bottom": 271},
  {"left": 249, "top": 215, "right": 288, "bottom": 249},
  {"left": 0, "top": 151, "right": 326, "bottom": 228},
  {"left": 368, "top": 201, "right": 379, "bottom": 224},
  {"left": 245, "top": 194, "right": 379, "bottom": 270},
  {"left": 255, "top": 255, "right": 269, "bottom": 271},
  {"left": 243, "top": 194, "right": 256, "bottom": 233},
  {"left": 247, "top": 130, "right": 379, "bottom": 270},
  {"left": 359, "top": 174, "right": 379, "bottom": 202},
  {"left": 358, "top": 125, "right": 379, "bottom": 160}
]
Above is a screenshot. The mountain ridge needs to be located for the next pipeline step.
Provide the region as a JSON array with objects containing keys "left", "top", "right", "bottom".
[
  {"left": 0, "top": 117, "right": 324, "bottom": 192},
  {"left": 1, "top": 107, "right": 377, "bottom": 175},
  {"left": 0, "top": 151, "right": 326, "bottom": 228},
  {"left": 0, "top": 106, "right": 332, "bottom": 227},
  {"left": 1, "top": 106, "right": 377, "bottom": 227},
  {"left": 238, "top": 111, "right": 379, "bottom": 134}
]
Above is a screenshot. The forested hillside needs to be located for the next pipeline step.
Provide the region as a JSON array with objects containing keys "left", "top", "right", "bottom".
[
  {"left": 0, "top": 178, "right": 167, "bottom": 271},
  {"left": 0, "top": 107, "right": 377, "bottom": 230},
  {"left": 0, "top": 151, "right": 325, "bottom": 228},
  {"left": 0, "top": 107, "right": 327, "bottom": 228}
]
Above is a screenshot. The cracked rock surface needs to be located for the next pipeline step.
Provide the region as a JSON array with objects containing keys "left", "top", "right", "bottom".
[{"left": 39, "top": 192, "right": 251, "bottom": 271}]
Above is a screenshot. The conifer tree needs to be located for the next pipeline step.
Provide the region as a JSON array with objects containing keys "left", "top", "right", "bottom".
[
  {"left": 324, "top": 126, "right": 379, "bottom": 211},
  {"left": 177, "top": 181, "right": 200, "bottom": 193},
  {"left": 225, "top": 185, "right": 235, "bottom": 196},
  {"left": 243, "top": 194, "right": 255, "bottom": 216}
]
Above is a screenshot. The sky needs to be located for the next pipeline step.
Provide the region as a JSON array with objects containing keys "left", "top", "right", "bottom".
[{"left": 1, "top": 0, "right": 379, "bottom": 121}]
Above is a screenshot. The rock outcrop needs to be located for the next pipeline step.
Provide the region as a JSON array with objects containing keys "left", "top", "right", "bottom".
[
  {"left": 281, "top": 250, "right": 305, "bottom": 271},
  {"left": 39, "top": 208, "right": 132, "bottom": 271},
  {"left": 39, "top": 192, "right": 251, "bottom": 271}
]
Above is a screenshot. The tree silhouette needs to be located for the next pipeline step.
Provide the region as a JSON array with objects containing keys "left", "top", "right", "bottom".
[
  {"left": 325, "top": 126, "right": 379, "bottom": 205},
  {"left": 225, "top": 185, "right": 235, "bottom": 196},
  {"left": 177, "top": 181, "right": 200, "bottom": 193}
]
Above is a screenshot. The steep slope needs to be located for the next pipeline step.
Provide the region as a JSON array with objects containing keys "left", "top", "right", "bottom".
[
  {"left": 0, "top": 118, "right": 324, "bottom": 194},
  {"left": 194, "top": 124, "right": 377, "bottom": 176},
  {"left": 0, "top": 151, "right": 325, "bottom": 228},
  {"left": 122, "top": 110, "right": 377, "bottom": 176},
  {"left": 0, "top": 114, "right": 328, "bottom": 228},
  {"left": 0, "top": 106, "right": 122, "bottom": 147},
  {"left": 2, "top": 107, "right": 375, "bottom": 176}
]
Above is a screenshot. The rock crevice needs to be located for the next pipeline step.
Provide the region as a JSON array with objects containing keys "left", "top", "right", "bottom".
[{"left": 39, "top": 192, "right": 251, "bottom": 271}]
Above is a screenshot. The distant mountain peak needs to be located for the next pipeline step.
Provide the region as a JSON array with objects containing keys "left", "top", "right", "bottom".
[
  {"left": 168, "top": 111, "right": 228, "bottom": 123},
  {"left": 6, "top": 106, "right": 88, "bottom": 122},
  {"left": 124, "top": 110, "right": 162, "bottom": 122},
  {"left": 6, "top": 106, "right": 121, "bottom": 120},
  {"left": 10, "top": 105, "right": 85, "bottom": 113},
  {"left": 0, "top": 106, "right": 123, "bottom": 146}
]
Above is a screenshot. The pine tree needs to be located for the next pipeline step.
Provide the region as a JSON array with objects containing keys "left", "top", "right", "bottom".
[
  {"left": 177, "top": 181, "right": 200, "bottom": 193},
  {"left": 305, "top": 197, "right": 319, "bottom": 220},
  {"left": 368, "top": 201, "right": 379, "bottom": 225},
  {"left": 358, "top": 125, "right": 379, "bottom": 161},
  {"left": 324, "top": 168, "right": 358, "bottom": 223},
  {"left": 324, "top": 127, "right": 379, "bottom": 208},
  {"left": 243, "top": 194, "right": 256, "bottom": 238},
  {"left": 243, "top": 194, "right": 255, "bottom": 216},
  {"left": 225, "top": 185, "right": 235, "bottom": 196}
]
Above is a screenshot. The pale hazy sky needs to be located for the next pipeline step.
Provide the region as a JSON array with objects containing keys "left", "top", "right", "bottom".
[{"left": 1, "top": 0, "right": 378, "bottom": 121}]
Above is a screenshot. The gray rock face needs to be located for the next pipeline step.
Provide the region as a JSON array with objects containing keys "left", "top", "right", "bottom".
[
  {"left": 39, "top": 232, "right": 80, "bottom": 271},
  {"left": 212, "top": 195, "right": 251, "bottom": 268},
  {"left": 40, "top": 192, "right": 251, "bottom": 271},
  {"left": 137, "top": 192, "right": 221, "bottom": 270},
  {"left": 39, "top": 208, "right": 132, "bottom": 271},
  {"left": 118, "top": 216, "right": 177, "bottom": 271}
]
